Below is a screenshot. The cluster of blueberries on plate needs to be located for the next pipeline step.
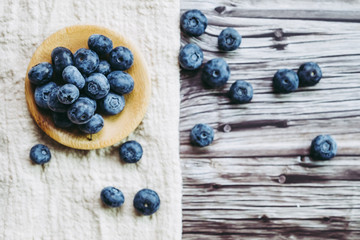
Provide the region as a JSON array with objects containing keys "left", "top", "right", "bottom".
[
  {"left": 28, "top": 34, "right": 134, "bottom": 135},
  {"left": 180, "top": 9, "right": 337, "bottom": 161},
  {"left": 29, "top": 34, "right": 160, "bottom": 215}
]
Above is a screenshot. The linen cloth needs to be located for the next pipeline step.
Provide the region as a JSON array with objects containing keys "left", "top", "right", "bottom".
[{"left": 0, "top": 0, "right": 181, "bottom": 239}]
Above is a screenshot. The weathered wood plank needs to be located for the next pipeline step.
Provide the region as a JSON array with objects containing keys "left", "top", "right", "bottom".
[
  {"left": 182, "top": 157, "right": 360, "bottom": 204},
  {"left": 181, "top": 0, "right": 360, "bottom": 239},
  {"left": 182, "top": 157, "right": 360, "bottom": 239},
  {"left": 179, "top": 5, "right": 360, "bottom": 157}
]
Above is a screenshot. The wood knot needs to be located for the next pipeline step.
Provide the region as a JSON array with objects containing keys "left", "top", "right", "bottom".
[
  {"left": 223, "top": 124, "right": 232, "bottom": 133},
  {"left": 215, "top": 6, "right": 226, "bottom": 14},
  {"left": 212, "top": 183, "right": 221, "bottom": 189},
  {"left": 273, "top": 28, "right": 284, "bottom": 41},
  {"left": 260, "top": 214, "right": 270, "bottom": 222},
  {"left": 278, "top": 174, "right": 286, "bottom": 184},
  {"left": 271, "top": 43, "right": 287, "bottom": 51}
]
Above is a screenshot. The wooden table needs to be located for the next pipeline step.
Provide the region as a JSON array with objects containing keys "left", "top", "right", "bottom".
[{"left": 180, "top": 1, "right": 360, "bottom": 239}]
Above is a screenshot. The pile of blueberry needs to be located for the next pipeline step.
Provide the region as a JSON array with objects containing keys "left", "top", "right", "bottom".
[
  {"left": 27, "top": 9, "right": 336, "bottom": 218},
  {"left": 28, "top": 34, "right": 135, "bottom": 135},
  {"left": 29, "top": 35, "right": 160, "bottom": 214},
  {"left": 180, "top": 9, "right": 337, "bottom": 161}
]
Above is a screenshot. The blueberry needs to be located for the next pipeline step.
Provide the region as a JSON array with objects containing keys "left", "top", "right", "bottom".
[
  {"left": 67, "top": 97, "right": 96, "bottom": 124},
  {"left": 52, "top": 112, "right": 73, "bottom": 128},
  {"left": 30, "top": 144, "right": 51, "bottom": 164},
  {"left": 218, "top": 27, "right": 242, "bottom": 51},
  {"left": 98, "top": 92, "right": 125, "bottom": 115},
  {"left": 109, "top": 46, "right": 134, "bottom": 71},
  {"left": 34, "top": 81, "right": 58, "bottom": 109},
  {"left": 180, "top": 9, "right": 207, "bottom": 37},
  {"left": 190, "top": 123, "right": 214, "bottom": 147},
  {"left": 107, "top": 71, "right": 134, "bottom": 95},
  {"left": 297, "top": 62, "right": 322, "bottom": 86},
  {"left": 228, "top": 80, "right": 253, "bottom": 104},
  {"left": 201, "top": 58, "right": 230, "bottom": 88},
  {"left": 47, "top": 87, "right": 68, "bottom": 113},
  {"left": 119, "top": 141, "right": 143, "bottom": 163},
  {"left": 51, "top": 47, "right": 74, "bottom": 75},
  {"left": 179, "top": 43, "right": 203, "bottom": 70},
  {"left": 133, "top": 189, "right": 160, "bottom": 216},
  {"left": 74, "top": 48, "right": 100, "bottom": 75},
  {"left": 310, "top": 135, "right": 337, "bottom": 160},
  {"left": 28, "top": 62, "right": 53, "bottom": 85},
  {"left": 88, "top": 34, "right": 113, "bottom": 57},
  {"left": 95, "top": 60, "right": 112, "bottom": 76},
  {"left": 84, "top": 73, "right": 110, "bottom": 100},
  {"left": 272, "top": 69, "right": 299, "bottom": 93},
  {"left": 62, "top": 65, "right": 86, "bottom": 89},
  {"left": 57, "top": 84, "right": 79, "bottom": 105},
  {"left": 78, "top": 95, "right": 97, "bottom": 110},
  {"left": 100, "top": 186, "right": 125, "bottom": 208},
  {"left": 78, "top": 113, "right": 104, "bottom": 134}
]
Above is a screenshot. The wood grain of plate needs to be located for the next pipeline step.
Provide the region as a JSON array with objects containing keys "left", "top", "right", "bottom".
[{"left": 25, "top": 25, "right": 151, "bottom": 150}]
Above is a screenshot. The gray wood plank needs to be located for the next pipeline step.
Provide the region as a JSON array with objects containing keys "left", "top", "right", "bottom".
[
  {"left": 180, "top": 2, "right": 360, "bottom": 157},
  {"left": 182, "top": 156, "right": 360, "bottom": 239},
  {"left": 180, "top": 0, "right": 360, "bottom": 239}
]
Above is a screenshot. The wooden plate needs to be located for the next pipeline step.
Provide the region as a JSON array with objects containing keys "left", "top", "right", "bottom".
[{"left": 25, "top": 25, "right": 151, "bottom": 150}]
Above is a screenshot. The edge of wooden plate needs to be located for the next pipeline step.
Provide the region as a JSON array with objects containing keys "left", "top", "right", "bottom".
[{"left": 25, "top": 25, "right": 151, "bottom": 150}]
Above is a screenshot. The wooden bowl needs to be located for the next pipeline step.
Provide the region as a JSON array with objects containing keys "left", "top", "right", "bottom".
[{"left": 25, "top": 25, "right": 151, "bottom": 150}]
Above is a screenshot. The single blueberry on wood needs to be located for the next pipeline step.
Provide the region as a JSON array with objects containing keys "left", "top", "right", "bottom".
[
  {"left": 218, "top": 27, "right": 242, "bottom": 51},
  {"left": 47, "top": 86, "right": 68, "bottom": 113},
  {"left": 109, "top": 46, "right": 134, "bottom": 71},
  {"left": 84, "top": 73, "right": 110, "bottom": 100},
  {"left": 272, "top": 69, "right": 299, "bottom": 93},
  {"left": 133, "top": 189, "right": 160, "bottom": 215},
  {"left": 74, "top": 48, "right": 100, "bottom": 75},
  {"left": 62, "top": 65, "right": 86, "bottom": 89},
  {"left": 107, "top": 71, "right": 134, "bottom": 95},
  {"left": 78, "top": 113, "right": 104, "bottom": 134},
  {"left": 180, "top": 9, "right": 208, "bottom": 37},
  {"left": 88, "top": 34, "right": 113, "bottom": 57},
  {"left": 310, "top": 135, "right": 337, "bottom": 160},
  {"left": 30, "top": 144, "right": 51, "bottom": 164},
  {"left": 67, "top": 97, "right": 96, "bottom": 124},
  {"left": 51, "top": 47, "right": 74, "bottom": 75},
  {"left": 95, "top": 60, "right": 112, "bottom": 76},
  {"left": 297, "top": 62, "right": 322, "bottom": 86},
  {"left": 190, "top": 123, "right": 214, "bottom": 147},
  {"left": 28, "top": 62, "right": 53, "bottom": 86},
  {"left": 78, "top": 95, "right": 97, "bottom": 111},
  {"left": 179, "top": 43, "right": 203, "bottom": 70},
  {"left": 98, "top": 92, "right": 125, "bottom": 115},
  {"left": 201, "top": 58, "right": 230, "bottom": 88},
  {"left": 228, "top": 80, "right": 253, "bottom": 103},
  {"left": 57, "top": 84, "right": 80, "bottom": 105},
  {"left": 34, "top": 81, "right": 57, "bottom": 109}
]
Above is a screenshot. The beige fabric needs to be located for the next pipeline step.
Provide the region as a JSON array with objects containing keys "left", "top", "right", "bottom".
[{"left": 0, "top": 0, "right": 181, "bottom": 239}]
